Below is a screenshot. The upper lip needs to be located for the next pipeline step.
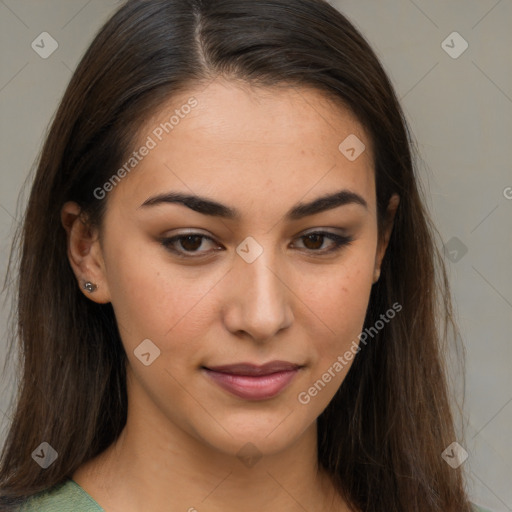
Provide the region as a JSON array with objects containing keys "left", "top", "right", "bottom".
[{"left": 204, "top": 361, "right": 302, "bottom": 376}]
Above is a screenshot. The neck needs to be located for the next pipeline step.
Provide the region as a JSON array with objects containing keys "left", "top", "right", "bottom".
[{"left": 73, "top": 372, "right": 347, "bottom": 512}]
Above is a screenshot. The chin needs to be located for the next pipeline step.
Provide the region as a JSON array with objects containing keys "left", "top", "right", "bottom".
[{"left": 189, "top": 409, "right": 314, "bottom": 461}]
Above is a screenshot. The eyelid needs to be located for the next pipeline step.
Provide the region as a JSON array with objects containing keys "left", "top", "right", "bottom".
[
  {"left": 159, "top": 228, "right": 353, "bottom": 258},
  {"left": 300, "top": 226, "right": 350, "bottom": 237},
  {"left": 159, "top": 232, "right": 220, "bottom": 258},
  {"left": 291, "top": 231, "right": 353, "bottom": 254}
]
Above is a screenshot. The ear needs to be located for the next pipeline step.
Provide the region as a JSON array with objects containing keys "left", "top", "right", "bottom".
[
  {"left": 61, "top": 201, "right": 111, "bottom": 304},
  {"left": 373, "top": 193, "right": 400, "bottom": 284}
]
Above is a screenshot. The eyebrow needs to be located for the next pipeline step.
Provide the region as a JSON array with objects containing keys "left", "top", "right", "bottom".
[{"left": 139, "top": 189, "right": 368, "bottom": 221}]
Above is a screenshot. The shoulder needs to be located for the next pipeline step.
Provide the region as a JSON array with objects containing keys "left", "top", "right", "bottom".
[{"left": 18, "top": 479, "right": 104, "bottom": 512}]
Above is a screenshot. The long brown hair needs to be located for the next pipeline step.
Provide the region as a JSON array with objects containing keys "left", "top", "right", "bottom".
[{"left": 0, "top": 1, "right": 472, "bottom": 510}]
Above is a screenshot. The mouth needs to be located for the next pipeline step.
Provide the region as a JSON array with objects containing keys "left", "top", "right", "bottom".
[{"left": 201, "top": 361, "right": 303, "bottom": 401}]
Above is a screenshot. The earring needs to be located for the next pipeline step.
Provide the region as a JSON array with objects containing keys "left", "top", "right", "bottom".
[
  {"left": 83, "top": 281, "right": 97, "bottom": 293},
  {"left": 373, "top": 268, "right": 381, "bottom": 283}
]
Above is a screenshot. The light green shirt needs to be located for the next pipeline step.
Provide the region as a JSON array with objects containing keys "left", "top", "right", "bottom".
[
  {"left": 19, "top": 479, "right": 104, "bottom": 511},
  {"left": 472, "top": 504, "right": 493, "bottom": 512},
  {"left": 19, "top": 478, "right": 493, "bottom": 512}
]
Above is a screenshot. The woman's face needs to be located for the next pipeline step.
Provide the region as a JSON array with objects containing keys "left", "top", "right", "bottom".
[{"left": 66, "top": 78, "right": 396, "bottom": 458}]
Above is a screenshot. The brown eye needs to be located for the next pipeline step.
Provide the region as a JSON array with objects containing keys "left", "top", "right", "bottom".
[
  {"left": 179, "top": 235, "right": 204, "bottom": 251},
  {"left": 293, "top": 231, "right": 354, "bottom": 254},
  {"left": 302, "top": 233, "right": 324, "bottom": 250},
  {"left": 160, "top": 233, "right": 221, "bottom": 257}
]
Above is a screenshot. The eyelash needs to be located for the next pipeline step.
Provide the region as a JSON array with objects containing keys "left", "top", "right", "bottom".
[{"left": 159, "top": 231, "right": 353, "bottom": 258}]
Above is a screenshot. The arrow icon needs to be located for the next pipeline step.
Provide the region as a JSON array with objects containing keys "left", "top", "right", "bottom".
[
  {"left": 443, "top": 237, "right": 467, "bottom": 263},
  {"left": 134, "top": 339, "right": 161, "bottom": 366},
  {"left": 31, "top": 442, "right": 58, "bottom": 468},
  {"left": 237, "top": 442, "right": 263, "bottom": 468},
  {"left": 338, "top": 134, "right": 365, "bottom": 161},
  {"left": 31, "top": 32, "right": 59, "bottom": 59},
  {"left": 236, "top": 237, "right": 263, "bottom": 263},
  {"left": 441, "top": 32, "right": 468, "bottom": 59},
  {"left": 441, "top": 441, "right": 468, "bottom": 468}
]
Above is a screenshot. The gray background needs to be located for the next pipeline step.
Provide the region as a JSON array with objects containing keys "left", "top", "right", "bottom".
[{"left": 0, "top": 1, "right": 511, "bottom": 510}]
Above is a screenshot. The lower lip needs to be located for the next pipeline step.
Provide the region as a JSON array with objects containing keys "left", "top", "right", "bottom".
[{"left": 202, "top": 368, "right": 300, "bottom": 400}]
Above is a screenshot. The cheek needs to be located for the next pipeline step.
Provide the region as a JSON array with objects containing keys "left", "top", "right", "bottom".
[
  {"left": 104, "top": 239, "right": 220, "bottom": 351},
  {"left": 104, "top": 226, "right": 376, "bottom": 364},
  {"left": 298, "top": 251, "right": 375, "bottom": 356}
]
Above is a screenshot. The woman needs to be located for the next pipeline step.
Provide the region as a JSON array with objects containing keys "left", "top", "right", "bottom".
[{"left": 0, "top": 0, "right": 489, "bottom": 511}]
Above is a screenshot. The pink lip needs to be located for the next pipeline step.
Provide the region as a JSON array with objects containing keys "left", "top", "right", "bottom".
[{"left": 202, "top": 361, "right": 302, "bottom": 400}]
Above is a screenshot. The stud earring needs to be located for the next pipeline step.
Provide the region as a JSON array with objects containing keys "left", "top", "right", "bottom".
[{"left": 83, "top": 281, "right": 97, "bottom": 293}]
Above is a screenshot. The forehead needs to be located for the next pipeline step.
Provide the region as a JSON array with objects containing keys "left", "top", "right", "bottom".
[
  {"left": 143, "top": 78, "right": 371, "bottom": 154},
  {"left": 109, "top": 78, "right": 376, "bottom": 214}
]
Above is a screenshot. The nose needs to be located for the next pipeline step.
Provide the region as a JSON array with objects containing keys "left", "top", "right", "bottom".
[{"left": 222, "top": 245, "right": 294, "bottom": 343}]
